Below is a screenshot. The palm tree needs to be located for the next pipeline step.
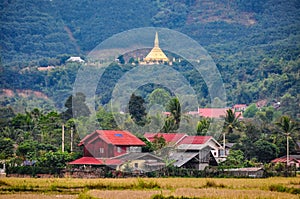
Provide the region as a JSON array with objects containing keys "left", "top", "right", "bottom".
[
  {"left": 167, "top": 98, "right": 181, "bottom": 124},
  {"left": 196, "top": 118, "right": 211, "bottom": 135},
  {"left": 222, "top": 109, "right": 241, "bottom": 155},
  {"left": 275, "top": 116, "right": 299, "bottom": 165},
  {"left": 160, "top": 97, "right": 182, "bottom": 133}
]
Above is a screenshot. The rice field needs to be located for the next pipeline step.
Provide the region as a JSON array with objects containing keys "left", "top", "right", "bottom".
[{"left": 0, "top": 177, "right": 299, "bottom": 199}]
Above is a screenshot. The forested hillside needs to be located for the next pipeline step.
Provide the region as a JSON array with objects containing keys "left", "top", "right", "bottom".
[{"left": 0, "top": 0, "right": 299, "bottom": 118}]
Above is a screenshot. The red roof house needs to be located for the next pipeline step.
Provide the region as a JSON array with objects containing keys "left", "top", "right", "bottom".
[
  {"left": 176, "top": 135, "right": 222, "bottom": 158},
  {"left": 144, "top": 133, "right": 187, "bottom": 146},
  {"left": 78, "top": 130, "right": 145, "bottom": 158},
  {"left": 271, "top": 155, "right": 300, "bottom": 168}
]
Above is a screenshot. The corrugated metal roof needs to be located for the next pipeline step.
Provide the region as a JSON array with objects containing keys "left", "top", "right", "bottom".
[
  {"left": 176, "top": 144, "right": 213, "bottom": 150},
  {"left": 68, "top": 157, "right": 104, "bottom": 165},
  {"left": 178, "top": 136, "right": 212, "bottom": 145},
  {"left": 144, "top": 133, "right": 187, "bottom": 144},
  {"left": 79, "top": 130, "right": 146, "bottom": 146},
  {"left": 271, "top": 155, "right": 300, "bottom": 163},
  {"left": 168, "top": 152, "right": 199, "bottom": 167},
  {"left": 225, "top": 167, "right": 263, "bottom": 172}
]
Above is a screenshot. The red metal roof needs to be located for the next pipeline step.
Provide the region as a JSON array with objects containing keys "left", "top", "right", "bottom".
[
  {"left": 178, "top": 136, "right": 212, "bottom": 144},
  {"left": 144, "top": 133, "right": 187, "bottom": 144},
  {"left": 79, "top": 130, "right": 146, "bottom": 146},
  {"left": 198, "top": 108, "right": 229, "bottom": 118},
  {"left": 68, "top": 157, "right": 123, "bottom": 165},
  {"left": 68, "top": 157, "right": 104, "bottom": 165},
  {"left": 104, "top": 159, "right": 123, "bottom": 165},
  {"left": 271, "top": 157, "right": 300, "bottom": 164}
]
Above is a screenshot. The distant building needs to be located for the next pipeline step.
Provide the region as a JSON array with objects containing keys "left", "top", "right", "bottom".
[
  {"left": 37, "top": 66, "right": 55, "bottom": 71},
  {"left": 233, "top": 104, "right": 247, "bottom": 112},
  {"left": 140, "top": 32, "right": 170, "bottom": 64},
  {"left": 224, "top": 167, "right": 264, "bottom": 178},
  {"left": 271, "top": 155, "right": 300, "bottom": 168},
  {"left": 197, "top": 108, "right": 229, "bottom": 118},
  {"left": 66, "top": 56, "right": 85, "bottom": 63}
]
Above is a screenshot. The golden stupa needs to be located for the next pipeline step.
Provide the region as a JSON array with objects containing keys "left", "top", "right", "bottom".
[{"left": 143, "top": 32, "right": 169, "bottom": 62}]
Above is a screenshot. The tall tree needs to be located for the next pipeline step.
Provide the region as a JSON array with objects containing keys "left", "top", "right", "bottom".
[
  {"left": 0, "top": 137, "right": 14, "bottom": 159},
  {"left": 253, "top": 139, "right": 279, "bottom": 163},
  {"left": 166, "top": 97, "right": 181, "bottom": 130},
  {"left": 61, "top": 92, "right": 91, "bottom": 121},
  {"left": 128, "top": 94, "right": 147, "bottom": 126},
  {"left": 275, "top": 115, "right": 299, "bottom": 165},
  {"left": 148, "top": 88, "right": 171, "bottom": 107}
]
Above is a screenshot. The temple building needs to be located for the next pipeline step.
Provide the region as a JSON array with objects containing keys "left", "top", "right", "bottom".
[{"left": 142, "top": 32, "right": 169, "bottom": 63}]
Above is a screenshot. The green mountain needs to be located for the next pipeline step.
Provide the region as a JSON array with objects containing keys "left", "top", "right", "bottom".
[{"left": 0, "top": 0, "right": 299, "bottom": 118}]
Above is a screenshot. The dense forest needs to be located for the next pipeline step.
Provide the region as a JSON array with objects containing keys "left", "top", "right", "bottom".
[{"left": 0, "top": 0, "right": 299, "bottom": 118}]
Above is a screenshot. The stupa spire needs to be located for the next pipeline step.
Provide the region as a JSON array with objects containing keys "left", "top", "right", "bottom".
[
  {"left": 143, "top": 32, "right": 169, "bottom": 63},
  {"left": 154, "top": 32, "right": 159, "bottom": 48}
]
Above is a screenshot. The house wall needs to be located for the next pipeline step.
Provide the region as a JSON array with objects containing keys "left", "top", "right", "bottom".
[
  {"left": 225, "top": 170, "right": 264, "bottom": 178},
  {"left": 207, "top": 140, "right": 221, "bottom": 157},
  {"left": 112, "top": 146, "right": 143, "bottom": 157},
  {"left": 118, "top": 160, "right": 145, "bottom": 172},
  {"left": 83, "top": 139, "right": 143, "bottom": 158},
  {"left": 85, "top": 138, "right": 115, "bottom": 158}
]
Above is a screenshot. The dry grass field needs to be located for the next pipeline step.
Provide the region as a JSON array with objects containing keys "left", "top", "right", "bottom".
[{"left": 0, "top": 177, "right": 299, "bottom": 199}]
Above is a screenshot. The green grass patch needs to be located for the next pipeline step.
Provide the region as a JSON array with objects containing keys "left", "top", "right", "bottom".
[
  {"left": 137, "top": 178, "right": 161, "bottom": 189},
  {"left": 78, "top": 191, "right": 98, "bottom": 199},
  {"left": 85, "top": 179, "right": 160, "bottom": 191},
  {"left": 269, "top": 184, "right": 300, "bottom": 194}
]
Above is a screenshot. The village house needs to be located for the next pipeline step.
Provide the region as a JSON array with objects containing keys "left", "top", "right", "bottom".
[
  {"left": 78, "top": 130, "right": 145, "bottom": 158},
  {"left": 144, "top": 133, "right": 224, "bottom": 170},
  {"left": 68, "top": 130, "right": 165, "bottom": 175},
  {"left": 271, "top": 155, "right": 300, "bottom": 168},
  {"left": 66, "top": 56, "right": 85, "bottom": 63},
  {"left": 223, "top": 167, "right": 265, "bottom": 178}
]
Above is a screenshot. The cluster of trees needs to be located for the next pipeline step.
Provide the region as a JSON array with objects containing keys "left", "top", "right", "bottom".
[
  {"left": 204, "top": 110, "right": 300, "bottom": 166},
  {"left": 0, "top": 91, "right": 94, "bottom": 172},
  {"left": 0, "top": 87, "right": 299, "bottom": 174}
]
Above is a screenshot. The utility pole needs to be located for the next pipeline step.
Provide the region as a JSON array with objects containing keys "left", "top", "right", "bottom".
[
  {"left": 62, "top": 124, "right": 65, "bottom": 152},
  {"left": 70, "top": 127, "right": 73, "bottom": 152},
  {"left": 287, "top": 133, "right": 290, "bottom": 166},
  {"left": 223, "top": 132, "right": 226, "bottom": 156}
]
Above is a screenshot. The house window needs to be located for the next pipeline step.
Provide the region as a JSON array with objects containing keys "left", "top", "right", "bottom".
[
  {"left": 117, "top": 147, "right": 122, "bottom": 153},
  {"left": 99, "top": 148, "right": 104, "bottom": 153},
  {"left": 129, "top": 146, "right": 142, "bottom": 152},
  {"left": 134, "top": 163, "right": 138, "bottom": 168}
]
